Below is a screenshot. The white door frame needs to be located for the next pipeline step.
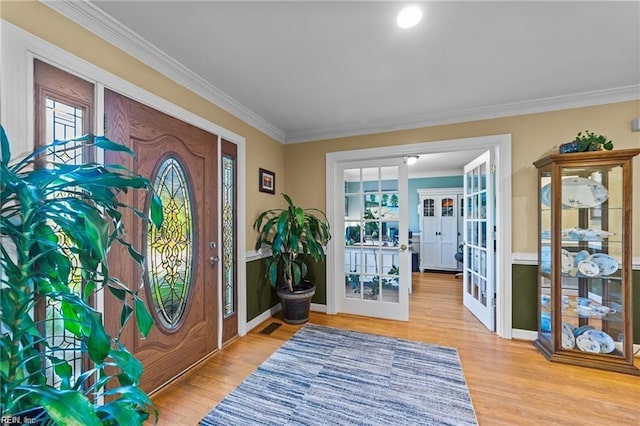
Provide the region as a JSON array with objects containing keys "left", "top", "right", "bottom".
[{"left": 326, "top": 134, "right": 513, "bottom": 338}]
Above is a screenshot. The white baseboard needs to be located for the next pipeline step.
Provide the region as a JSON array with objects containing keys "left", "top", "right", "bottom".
[
  {"left": 244, "top": 303, "right": 326, "bottom": 333},
  {"left": 246, "top": 304, "right": 282, "bottom": 333},
  {"left": 311, "top": 303, "right": 327, "bottom": 313},
  {"left": 511, "top": 328, "right": 537, "bottom": 341}
]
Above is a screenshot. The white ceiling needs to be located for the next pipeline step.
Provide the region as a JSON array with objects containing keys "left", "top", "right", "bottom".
[{"left": 47, "top": 1, "right": 639, "bottom": 175}]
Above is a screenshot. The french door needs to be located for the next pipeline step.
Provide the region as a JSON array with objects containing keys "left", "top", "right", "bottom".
[
  {"left": 463, "top": 151, "right": 495, "bottom": 331},
  {"left": 339, "top": 159, "right": 409, "bottom": 321},
  {"left": 104, "top": 90, "right": 219, "bottom": 392}
]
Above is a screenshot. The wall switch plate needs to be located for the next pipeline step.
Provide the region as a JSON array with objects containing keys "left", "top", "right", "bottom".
[{"left": 632, "top": 118, "right": 640, "bottom": 132}]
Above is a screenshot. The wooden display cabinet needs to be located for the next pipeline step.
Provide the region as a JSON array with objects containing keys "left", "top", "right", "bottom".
[{"left": 533, "top": 148, "right": 640, "bottom": 375}]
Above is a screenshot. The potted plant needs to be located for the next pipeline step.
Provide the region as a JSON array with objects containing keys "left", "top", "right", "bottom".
[
  {"left": 0, "top": 126, "right": 163, "bottom": 425},
  {"left": 559, "top": 130, "right": 614, "bottom": 153},
  {"left": 253, "top": 193, "right": 331, "bottom": 324}
]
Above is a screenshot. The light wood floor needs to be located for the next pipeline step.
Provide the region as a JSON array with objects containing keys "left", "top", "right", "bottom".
[{"left": 151, "top": 272, "right": 640, "bottom": 425}]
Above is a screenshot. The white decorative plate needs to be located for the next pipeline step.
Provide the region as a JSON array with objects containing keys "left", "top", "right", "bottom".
[
  {"left": 562, "top": 227, "right": 614, "bottom": 241},
  {"left": 583, "top": 330, "right": 615, "bottom": 354},
  {"left": 540, "top": 246, "right": 551, "bottom": 273},
  {"left": 577, "top": 260, "right": 600, "bottom": 277},
  {"left": 540, "top": 183, "right": 552, "bottom": 207},
  {"left": 561, "top": 177, "right": 608, "bottom": 208},
  {"left": 573, "top": 250, "right": 590, "bottom": 267},
  {"left": 561, "top": 249, "right": 574, "bottom": 273},
  {"left": 540, "top": 294, "right": 551, "bottom": 307},
  {"left": 576, "top": 305, "right": 594, "bottom": 317},
  {"left": 587, "top": 253, "right": 618, "bottom": 276},
  {"left": 576, "top": 334, "right": 601, "bottom": 353},
  {"left": 561, "top": 323, "right": 576, "bottom": 350}
]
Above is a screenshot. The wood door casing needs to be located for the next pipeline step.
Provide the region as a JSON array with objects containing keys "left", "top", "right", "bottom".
[{"left": 104, "top": 89, "right": 218, "bottom": 393}]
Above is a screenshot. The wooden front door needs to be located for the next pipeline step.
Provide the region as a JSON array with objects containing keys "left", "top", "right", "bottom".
[{"left": 104, "top": 89, "right": 218, "bottom": 393}]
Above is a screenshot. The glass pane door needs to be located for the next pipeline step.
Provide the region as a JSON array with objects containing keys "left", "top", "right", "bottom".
[
  {"left": 341, "top": 160, "right": 409, "bottom": 321},
  {"left": 463, "top": 151, "right": 495, "bottom": 331}
]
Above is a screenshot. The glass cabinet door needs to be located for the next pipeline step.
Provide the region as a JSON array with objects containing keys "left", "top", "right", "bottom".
[
  {"left": 558, "top": 166, "right": 624, "bottom": 357},
  {"left": 538, "top": 169, "right": 553, "bottom": 349}
]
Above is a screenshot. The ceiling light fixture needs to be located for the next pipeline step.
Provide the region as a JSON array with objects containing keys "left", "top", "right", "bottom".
[
  {"left": 405, "top": 155, "right": 419, "bottom": 165},
  {"left": 397, "top": 5, "right": 423, "bottom": 29}
]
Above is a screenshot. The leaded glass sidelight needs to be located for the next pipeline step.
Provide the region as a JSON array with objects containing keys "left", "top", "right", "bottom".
[
  {"left": 222, "top": 155, "right": 236, "bottom": 318},
  {"left": 43, "top": 98, "right": 87, "bottom": 387},
  {"left": 147, "top": 157, "right": 195, "bottom": 330}
]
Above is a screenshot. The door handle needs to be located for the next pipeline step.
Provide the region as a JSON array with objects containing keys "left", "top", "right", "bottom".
[
  {"left": 399, "top": 244, "right": 408, "bottom": 251},
  {"left": 209, "top": 241, "right": 218, "bottom": 267}
]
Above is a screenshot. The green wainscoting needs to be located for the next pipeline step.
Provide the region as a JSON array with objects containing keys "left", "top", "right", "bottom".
[
  {"left": 245, "top": 258, "right": 279, "bottom": 321},
  {"left": 511, "top": 264, "right": 539, "bottom": 331},
  {"left": 511, "top": 265, "right": 640, "bottom": 343},
  {"left": 246, "top": 256, "right": 326, "bottom": 322},
  {"left": 247, "top": 259, "right": 639, "bottom": 343}
]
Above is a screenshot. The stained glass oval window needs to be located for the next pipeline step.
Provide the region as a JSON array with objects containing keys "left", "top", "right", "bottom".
[{"left": 147, "top": 156, "right": 194, "bottom": 330}]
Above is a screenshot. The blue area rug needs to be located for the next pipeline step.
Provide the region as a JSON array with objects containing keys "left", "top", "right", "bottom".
[{"left": 201, "top": 324, "right": 477, "bottom": 425}]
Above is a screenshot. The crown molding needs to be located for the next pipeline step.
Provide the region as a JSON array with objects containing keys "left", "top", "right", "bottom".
[
  {"left": 285, "top": 85, "right": 640, "bottom": 144},
  {"left": 42, "top": 0, "right": 286, "bottom": 143}
]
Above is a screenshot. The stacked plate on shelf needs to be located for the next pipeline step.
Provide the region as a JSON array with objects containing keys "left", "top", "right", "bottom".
[
  {"left": 541, "top": 177, "right": 609, "bottom": 209},
  {"left": 540, "top": 227, "right": 615, "bottom": 241},
  {"left": 576, "top": 329, "right": 616, "bottom": 354},
  {"left": 558, "top": 250, "right": 619, "bottom": 277},
  {"left": 562, "top": 324, "right": 616, "bottom": 353}
]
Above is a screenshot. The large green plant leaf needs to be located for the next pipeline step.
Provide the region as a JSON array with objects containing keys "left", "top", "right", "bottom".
[
  {"left": 96, "top": 401, "right": 143, "bottom": 425},
  {"left": 134, "top": 299, "right": 154, "bottom": 338},
  {"left": 94, "top": 135, "right": 136, "bottom": 156},
  {"left": 149, "top": 192, "right": 164, "bottom": 229},
  {"left": 28, "top": 386, "right": 102, "bottom": 426},
  {"left": 51, "top": 356, "right": 73, "bottom": 390},
  {"left": 0, "top": 125, "right": 9, "bottom": 165},
  {"left": 292, "top": 262, "right": 302, "bottom": 286},
  {"left": 110, "top": 348, "right": 143, "bottom": 384},
  {"left": 87, "top": 311, "right": 110, "bottom": 363}
]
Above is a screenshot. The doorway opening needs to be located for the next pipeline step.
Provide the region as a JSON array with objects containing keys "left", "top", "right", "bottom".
[{"left": 326, "top": 134, "right": 512, "bottom": 337}]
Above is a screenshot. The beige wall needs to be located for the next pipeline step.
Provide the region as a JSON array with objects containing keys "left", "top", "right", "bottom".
[
  {"left": 1, "top": 1, "right": 285, "bottom": 247},
  {"left": 284, "top": 101, "right": 640, "bottom": 254}
]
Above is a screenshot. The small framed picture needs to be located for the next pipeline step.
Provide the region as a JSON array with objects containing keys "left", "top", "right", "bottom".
[{"left": 259, "top": 168, "right": 275, "bottom": 194}]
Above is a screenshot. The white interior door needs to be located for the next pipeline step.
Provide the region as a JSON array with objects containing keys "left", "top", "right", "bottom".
[
  {"left": 340, "top": 159, "right": 409, "bottom": 321},
  {"left": 439, "top": 197, "right": 459, "bottom": 269},
  {"left": 463, "top": 151, "right": 495, "bottom": 330},
  {"left": 421, "top": 198, "right": 438, "bottom": 270}
]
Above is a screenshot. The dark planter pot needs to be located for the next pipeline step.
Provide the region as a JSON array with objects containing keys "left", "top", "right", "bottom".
[
  {"left": 277, "top": 281, "right": 315, "bottom": 324},
  {"left": 559, "top": 141, "right": 582, "bottom": 154}
]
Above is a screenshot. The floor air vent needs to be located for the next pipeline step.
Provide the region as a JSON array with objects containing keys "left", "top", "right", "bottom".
[{"left": 259, "top": 322, "right": 282, "bottom": 335}]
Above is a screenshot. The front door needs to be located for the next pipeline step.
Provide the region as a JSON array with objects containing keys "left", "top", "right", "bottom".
[
  {"left": 104, "top": 90, "right": 218, "bottom": 393},
  {"left": 340, "top": 159, "right": 409, "bottom": 321},
  {"left": 462, "top": 151, "right": 495, "bottom": 331}
]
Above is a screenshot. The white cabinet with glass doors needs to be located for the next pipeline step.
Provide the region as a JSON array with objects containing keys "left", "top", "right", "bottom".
[{"left": 417, "top": 188, "right": 463, "bottom": 271}]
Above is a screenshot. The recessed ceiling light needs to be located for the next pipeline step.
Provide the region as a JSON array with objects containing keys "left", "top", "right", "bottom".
[
  {"left": 405, "top": 155, "right": 419, "bottom": 165},
  {"left": 397, "top": 5, "right": 423, "bottom": 29}
]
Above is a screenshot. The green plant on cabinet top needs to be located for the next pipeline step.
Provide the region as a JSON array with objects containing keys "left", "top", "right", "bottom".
[{"left": 573, "top": 130, "right": 614, "bottom": 152}]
